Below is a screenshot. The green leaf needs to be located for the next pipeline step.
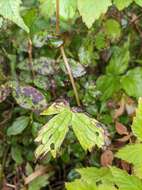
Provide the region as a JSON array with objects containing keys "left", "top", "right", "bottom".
[
  {"left": 29, "top": 175, "right": 49, "bottom": 190},
  {"left": 76, "top": 167, "right": 113, "bottom": 185},
  {"left": 39, "top": 0, "right": 77, "bottom": 20},
  {"left": 78, "top": 36, "right": 97, "bottom": 65},
  {"left": 11, "top": 83, "right": 47, "bottom": 111},
  {"left": 35, "top": 103, "right": 106, "bottom": 158},
  {"left": 121, "top": 67, "right": 142, "bottom": 98},
  {"left": 77, "top": 0, "right": 111, "bottom": 28},
  {"left": 106, "top": 41, "right": 130, "bottom": 75},
  {"left": 95, "top": 33, "right": 107, "bottom": 50},
  {"left": 113, "top": 0, "right": 133, "bottom": 10},
  {"left": 131, "top": 98, "right": 142, "bottom": 141},
  {"left": 98, "top": 184, "right": 117, "bottom": 190},
  {"left": 7, "top": 116, "right": 30, "bottom": 136},
  {"left": 96, "top": 75, "right": 121, "bottom": 100},
  {"left": 104, "top": 19, "right": 121, "bottom": 40},
  {"left": 59, "top": 0, "right": 77, "bottom": 20},
  {"left": 110, "top": 166, "right": 142, "bottom": 190},
  {"left": 39, "top": 0, "right": 55, "bottom": 18},
  {"left": 0, "top": 0, "right": 29, "bottom": 33},
  {"left": 18, "top": 57, "right": 56, "bottom": 76},
  {"left": 11, "top": 145, "right": 23, "bottom": 165},
  {"left": 35, "top": 108, "right": 72, "bottom": 158},
  {"left": 66, "top": 179, "right": 97, "bottom": 190},
  {"left": 116, "top": 143, "right": 142, "bottom": 179},
  {"left": 61, "top": 58, "right": 86, "bottom": 78},
  {"left": 41, "top": 101, "right": 70, "bottom": 116},
  {"left": 71, "top": 113, "right": 105, "bottom": 151},
  {"left": 135, "top": 0, "right": 142, "bottom": 6},
  {"left": 66, "top": 167, "right": 114, "bottom": 190}
]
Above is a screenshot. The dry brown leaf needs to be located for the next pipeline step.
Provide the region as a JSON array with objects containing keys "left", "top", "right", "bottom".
[
  {"left": 114, "top": 98, "right": 125, "bottom": 119},
  {"left": 115, "top": 122, "right": 129, "bottom": 135},
  {"left": 121, "top": 160, "right": 131, "bottom": 173},
  {"left": 116, "top": 133, "right": 132, "bottom": 142},
  {"left": 101, "top": 150, "right": 114, "bottom": 167},
  {"left": 24, "top": 165, "right": 52, "bottom": 185},
  {"left": 125, "top": 97, "right": 136, "bottom": 116}
]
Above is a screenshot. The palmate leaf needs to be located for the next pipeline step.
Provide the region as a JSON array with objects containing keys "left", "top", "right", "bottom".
[
  {"left": 35, "top": 108, "right": 72, "bottom": 158},
  {"left": 77, "top": 0, "right": 111, "bottom": 28},
  {"left": 131, "top": 97, "right": 142, "bottom": 141},
  {"left": 116, "top": 143, "right": 142, "bottom": 179},
  {"left": 41, "top": 101, "right": 70, "bottom": 116},
  {"left": 35, "top": 102, "right": 106, "bottom": 158},
  {"left": 72, "top": 113, "right": 105, "bottom": 150},
  {"left": 0, "top": 0, "right": 29, "bottom": 33}
]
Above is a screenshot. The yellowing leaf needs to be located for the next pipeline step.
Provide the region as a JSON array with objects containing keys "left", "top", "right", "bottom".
[
  {"left": 77, "top": 0, "right": 111, "bottom": 28},
  {"left": 132, "top": 97, "right": 142, "bottom": 141},
  {"left": 0, "top": 0, "right": 29, "bottom": 33},
  {"left": 71, "top": 112, "right": 105, "bottom": 151},
  {"left": 41, "top": 101, "right": 70, "bottom": 116},
  {"left": 35, "top": 103, "right": 106, "bottom": 158},
  {"left": 35, "top": 108, "right": 72, "bottom": 158}
]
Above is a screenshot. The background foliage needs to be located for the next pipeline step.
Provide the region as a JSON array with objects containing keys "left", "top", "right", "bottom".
[{"left": 0, "top": 0, "right": 142, "bottom": 189}]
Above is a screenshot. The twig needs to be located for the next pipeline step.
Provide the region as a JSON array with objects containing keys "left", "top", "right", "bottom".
[
  {"left": 60, "top": 47, "right": 81, "bottom": 106},
  {"left": 56, "top": 0, "right": 81, "bottom": 106},
  {"left": 56, "top": 0, "right": 60, "bottom": 35},
  {"left": 6, "top": 183, "right": 16, "bottom": 189},
  {"left": 28, "top": 37, "right": 35, "bottom": 80}
]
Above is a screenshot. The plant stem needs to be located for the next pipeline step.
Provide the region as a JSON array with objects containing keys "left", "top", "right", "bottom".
[
  {"left": 60, "top": 46, "right": 81, "bottom": 106},
  {"left": 28, "top": 37, "right": 35, "bottom": 81},
  {"left": 56, "top": 0, "right": 81, "bottom": 106}
]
